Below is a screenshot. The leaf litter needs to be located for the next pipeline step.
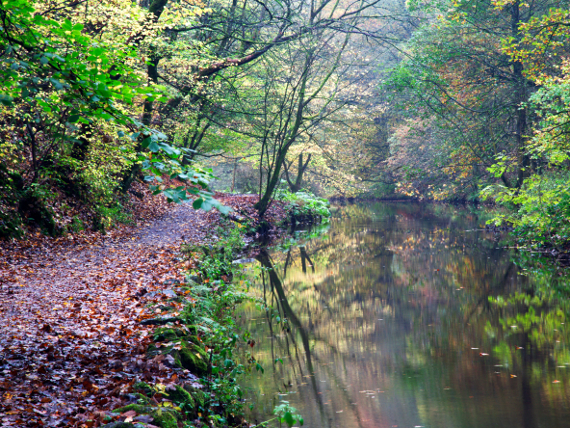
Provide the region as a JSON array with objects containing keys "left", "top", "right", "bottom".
[
  {"left": 0, "top": 198, "right": 212, "bottom": 427},
  {"left": 0, "top": 192, "right": 291, "bottom": 427}
]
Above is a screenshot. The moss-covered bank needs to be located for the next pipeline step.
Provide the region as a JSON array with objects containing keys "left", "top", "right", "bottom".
[{"left": 99, "top": 220, "right": 256, "bottom": 428}]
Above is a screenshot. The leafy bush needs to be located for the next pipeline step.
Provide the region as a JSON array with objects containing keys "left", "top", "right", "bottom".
[
  {"left": 275, "top": 188, "right": 331, "bottom": 219},
  {"left": 482, "top": 171, "right": 570, "bottom": 247},
  {"left": 0, "top": 1, "right": 227, "bottom": 238},
  {"left": 179, "top": 280, "right": 250, "bottom": 420},
  {"left": 273, "top": 401, "right": 304, "bottom": 428}
]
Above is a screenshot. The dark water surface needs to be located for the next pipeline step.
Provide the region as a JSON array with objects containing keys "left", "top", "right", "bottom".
[{"left": 237, "top": 202, "right": 570, "bottom": 428}]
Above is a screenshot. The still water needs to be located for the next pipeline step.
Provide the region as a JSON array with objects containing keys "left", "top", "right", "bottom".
[{"left": 237, "top": 202, "right": 570, "bottom": 428}]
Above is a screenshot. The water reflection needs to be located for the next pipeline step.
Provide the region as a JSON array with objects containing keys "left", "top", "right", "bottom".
[{"left": 238, "top": 202, "right": 570, "bottom": 428}]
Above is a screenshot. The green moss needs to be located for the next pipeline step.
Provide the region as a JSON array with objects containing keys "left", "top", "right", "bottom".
[
  {"left": 153, "top": 327, "right": 185, "bottom": 342},
  {"left": 133, "top": 382, "right": 153, "bottom": 397},
  {"left": 186, "top": 325, "right": 199, "bottom": 335},
  {"left": 114, "top": 404, "right": 155, "bottom": 415},
  {"left": 173, "top": 340, "right": 209, "bottom": 375},
  {"left": 150, "top": 340, "right": 209, "bottom": 375},
  {"left": 113, "top": 404, "right": 180, "bottom": 428},
  {"left": 168, "top": 385, "right": 195, "bottom": 407},
  {"left": 132, "top": 392, "right": 151, "bottom": 404},
  {"left": 169, "top": 385, "right": 209, "bottom": 419},
  {"left": 191, "top": 386, "right": 207, "bottom": 408},
  {"left": 147, "top": 343, "right": 159, "bottom": 357},
  {"left": 151, "top": 408, "right": 179, "bottom": 428},
  {"left": 188, "top": 335, "right": 201, "bottom": 344}
]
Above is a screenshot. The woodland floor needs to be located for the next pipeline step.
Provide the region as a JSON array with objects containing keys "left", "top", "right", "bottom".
[
  {"left": 0, "top": 198, "right": 214, "bottom": 427},
  {"left": 0, "top": 190, "right": 286, "bottom": 428}
]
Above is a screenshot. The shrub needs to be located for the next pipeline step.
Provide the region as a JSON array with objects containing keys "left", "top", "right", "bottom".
[
  {"left": 482, "top": 171, "right": 570, "bottom": 247},
  {"left": 275, "top": 188, "right": 331, "bottom": 219}
]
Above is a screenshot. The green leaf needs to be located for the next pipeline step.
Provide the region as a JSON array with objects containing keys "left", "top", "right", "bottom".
[
  {"left": 62, "top": 18, "right": 73, "bottom": 31},
  {"left": 0, "top": 94, "right": 13, "bottom": 106},
  {"left": 163, "top": 189, "right": 180, "bottom": 203},
  {"left": 283, "top": 411, "right": 294, "bottom": 427},
  {"left": 193, "top": 198, "right": 204, "bottom": 209},
  {"left": 217, "top": 204, "right": 231, "bottom": 215},
  {"left": 148, "top": 141, "right": 160, "bottom": 152},
  {"left": 158, "top": 142, "right": 180, "bottom": 155}
]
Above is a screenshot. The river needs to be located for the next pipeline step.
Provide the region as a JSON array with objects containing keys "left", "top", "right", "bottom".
[{"left": 237, "top": 202, "right": 570, "bottom": 428}]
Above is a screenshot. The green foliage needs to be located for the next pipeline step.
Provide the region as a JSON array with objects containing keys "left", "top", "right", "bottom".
[
  {"left": 383, "top": 16, "right": 517, "bottom": 201},
  {"left": 0, "top": 0, "right": 229, "bottom": 237},
  {"left": 0, "top": 0, "right": 149, "bottom": 235},
  {"left": 177, "top": 236, "right": 263, "bottom": 425},
  {"left": 482, "top": 171, "right": 570, "bottom": 247},
  {"left": 92, "top": 202, "right": 133, "bottom": 231},
  {"left": 139, "top": 128, "right": 230, "bottom": 213},
  {"left": 381, "top": 0, "right": 570, "bottom": 247},
  {"left": 184, "top": 226, "right": 275, "bottom": 422},
  {"left": 0, "top": 1, "right": 155, "bottom": 123},
  {"left": 273, "top": 401, "right": 304, "bottom": 428},
  {"left": 185, "top": 223, "right": 244, "bottom": 280},
  {"left": 0, "top": 210, "right": 24, "bottom": 238},
  {"left": 137, "top": 226, "right": 263, "bottom": 427},
  {"left": 276, "top": 187, "right": 331, "bottom": 219}
]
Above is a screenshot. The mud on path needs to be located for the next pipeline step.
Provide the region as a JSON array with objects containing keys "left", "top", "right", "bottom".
[{"left": 0, "top": 202, "right": 211, "bottom": 427}]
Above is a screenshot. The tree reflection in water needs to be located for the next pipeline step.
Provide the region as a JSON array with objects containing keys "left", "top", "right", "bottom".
[{"left": 238, "top": 202, "right": 570, "bottom": 428}]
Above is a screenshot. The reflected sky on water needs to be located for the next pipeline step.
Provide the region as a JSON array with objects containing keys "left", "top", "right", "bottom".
[{"left": 237, "top": 202, "right": 570, "bottom": 428}]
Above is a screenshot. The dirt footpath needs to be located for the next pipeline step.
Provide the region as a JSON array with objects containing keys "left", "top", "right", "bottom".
[{"left": 0, "top": 202, "right": 210, "bottom": 428}]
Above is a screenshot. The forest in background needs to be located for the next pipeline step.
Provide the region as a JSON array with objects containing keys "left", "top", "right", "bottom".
[{"left": 2, "top": 0, "right": 570, "bottom": 247}]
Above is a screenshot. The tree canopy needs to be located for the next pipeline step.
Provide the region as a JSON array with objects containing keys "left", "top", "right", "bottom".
[{"left": 3, "top": 0, "right": 570, "bottom": 245}]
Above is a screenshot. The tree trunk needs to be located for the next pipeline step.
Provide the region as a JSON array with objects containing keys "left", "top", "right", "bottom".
[
  {"left": 231, "top": 158, "right": 237, "bottom": 193},
  {"left": 284, "top": 153, "right": 311, "bottom": 193},
  {"left": 254, "top": 150, "right": 288, "bottom": 218},
  {"left": 254, "top": 58, "right": 310, "bottom": 218}
]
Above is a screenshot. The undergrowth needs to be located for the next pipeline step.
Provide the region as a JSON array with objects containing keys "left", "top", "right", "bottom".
[
  {"left": 482, "top": 171, "right": 570, "bottom": 249},
  {"left": 110, "top": 221, "right": 267, "bottom": 428},
  {"left": 275, "top": 188, "right": 331, "bottom": 223}
]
